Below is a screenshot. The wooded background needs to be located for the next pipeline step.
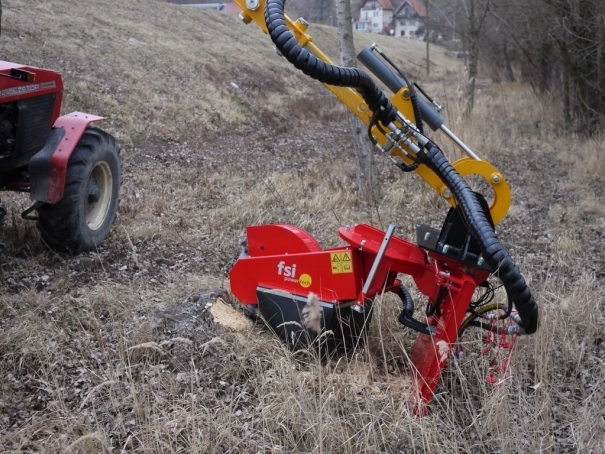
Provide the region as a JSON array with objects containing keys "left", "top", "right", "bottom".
[{"left": 163, "top": 0, "right": 605, "bottom": 131}]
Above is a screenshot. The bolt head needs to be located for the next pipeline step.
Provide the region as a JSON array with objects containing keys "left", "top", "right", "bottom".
[
  {"left": 424, "top": 232, "right": 431, "bottom": 241},
  {"left": 491, "top": 174, "right": 501, "bottom": 184},
  {"left": 443, "top": 188, "right": 452, "bottom": 199},
  {"left": 246, "top": 0, "right": 260, "bottom": 10}
]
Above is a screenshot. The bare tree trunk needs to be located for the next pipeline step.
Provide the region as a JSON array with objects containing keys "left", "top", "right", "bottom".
[
  {"left": 539, "top": 40, "right": 551, "bottom": 93},
  {"left": 319, "top": 0, "right": 326, "bottom": 23},
  {"left": 336, "top": 0, "right": 380, "bottom": 202},
  {"left": 561, "top": 46, "right": 572, "bottom": 130},
  {"left": 425, "top": 0, "right": 430, "bottom": 76},
  {"left": 598, "top": 11, "right": 605, "bottom": 113},
  {"left": 463, "top": 0, "right": 490, "bottom": 117},
  {"left": 502, "top": 41, "right": 515, "bottom": 82},
  {"left": 464, "top": 0, "right": 478, "bottom": 116}
]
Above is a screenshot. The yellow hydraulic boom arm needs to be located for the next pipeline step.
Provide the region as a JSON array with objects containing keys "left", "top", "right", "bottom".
[{"left": 234, "top": 0, "right": 511, "bottom": 224}]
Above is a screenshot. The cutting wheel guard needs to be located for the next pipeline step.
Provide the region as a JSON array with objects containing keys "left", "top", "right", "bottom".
[{"left": 230, "top": 222, "right": 493, "bottom": 415}]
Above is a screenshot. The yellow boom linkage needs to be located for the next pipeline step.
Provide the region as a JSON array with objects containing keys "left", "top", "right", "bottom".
[{"left": 234, "top": 0, "right": 511, "bottom": 224}]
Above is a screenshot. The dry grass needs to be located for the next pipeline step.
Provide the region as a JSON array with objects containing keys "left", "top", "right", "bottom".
[
  {"left": 2, "top": 0, "right": 605, "bottom": 452},
  {"left": 1, "top": 0, "right": 451, "bottom": 150}
]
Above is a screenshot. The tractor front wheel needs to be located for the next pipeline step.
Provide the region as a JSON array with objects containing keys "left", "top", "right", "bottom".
[{"left": 36, "top": 127, "right": 122, "bottom": 252}]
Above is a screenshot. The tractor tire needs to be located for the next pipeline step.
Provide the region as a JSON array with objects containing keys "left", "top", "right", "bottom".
[{"left": 36, "top": 127, "right": 122, "bottom": 252}]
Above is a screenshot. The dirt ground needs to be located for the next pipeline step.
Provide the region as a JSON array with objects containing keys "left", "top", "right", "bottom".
[{"left": 1, "top": 119, "right": 604, "bottom": 452}]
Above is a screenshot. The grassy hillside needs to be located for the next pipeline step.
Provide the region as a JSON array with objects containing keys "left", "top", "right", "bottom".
[
  {"left": 1, "top": 0, "right": 451, "bottom": 149},
  {"left": 1, "top": 0, "right": 605, "bottom": 453}
]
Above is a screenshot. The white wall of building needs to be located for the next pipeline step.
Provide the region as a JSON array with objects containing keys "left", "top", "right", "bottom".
[{"left": 356, "top": 2, "right": 392, "bottom": 34}]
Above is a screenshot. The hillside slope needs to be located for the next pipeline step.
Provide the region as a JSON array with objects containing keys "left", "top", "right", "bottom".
[{"left": 2, "top": 0, "right": 452, "bottom": 147}]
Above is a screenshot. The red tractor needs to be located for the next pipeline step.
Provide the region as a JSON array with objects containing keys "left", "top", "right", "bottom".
[{"left": 0, "top": 60, "right": 121, "bottom": 253}]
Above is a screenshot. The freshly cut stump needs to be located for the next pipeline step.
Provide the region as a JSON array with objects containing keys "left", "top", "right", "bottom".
[{"left": 210, "top": 298, "right": 252, "bottom": 332}]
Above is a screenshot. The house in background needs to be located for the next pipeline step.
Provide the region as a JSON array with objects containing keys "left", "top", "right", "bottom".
[
  {"left": 354, "top": 0, "right": 427, "bottom": 39},
  {"left": 353, "top": 0, "right": 395, "bottom": 34},
  {"left": 392, "top": 0, "right": 427, "bottom": 39}
]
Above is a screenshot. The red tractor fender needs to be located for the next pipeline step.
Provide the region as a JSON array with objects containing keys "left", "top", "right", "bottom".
[{"left": 29, "top": 112, "right": 104, "bottom": 204}]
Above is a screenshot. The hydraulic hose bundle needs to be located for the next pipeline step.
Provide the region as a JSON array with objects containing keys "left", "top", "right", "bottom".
[
  {"left": 265, "top": 0, "right": 397, "bottom": 125},
  {"left": 263, "top": 0, "right": 538, "bottom": 334},
  {"left": 423, "top": 146, "right": 538, "bottom": 334}
]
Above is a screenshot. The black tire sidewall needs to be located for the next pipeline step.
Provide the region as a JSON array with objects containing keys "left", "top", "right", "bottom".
[
  {"left": 71, "top": 140, "right": 121, "bottom": 248},
  {"left": 37, "top": 128, "right": 121, "bottom": 252}
]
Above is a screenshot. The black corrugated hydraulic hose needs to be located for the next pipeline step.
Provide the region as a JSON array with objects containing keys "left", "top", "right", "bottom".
[
  {"left": 424, "top": 145, "right": 538, "bottom": 334},
  {"left": 397, "top": 284, "right": 435, "bottom": 335},
  {"left": 398, "top": 284, "right": 415, "bottom": 316},
  {"left": 265, "top": 0, "right": 397, "bottom": 125}
]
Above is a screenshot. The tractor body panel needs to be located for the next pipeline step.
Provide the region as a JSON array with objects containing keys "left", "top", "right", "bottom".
[
  {"left": 29, "top": 112, "right": 105, "bottom": 203},
  {"left": 0, "top": 62, "right": 63, "bottom": 170},
  {"left": 1, "top": 61, "right": 105, "bottom": 203},
  {"left": 1, "top": 60, "right": 64, "bottom": 185},
  {"left": 1, "top": 60, "right": 120, "bottom": 253}
]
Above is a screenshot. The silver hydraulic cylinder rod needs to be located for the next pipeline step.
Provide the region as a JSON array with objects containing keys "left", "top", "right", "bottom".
[
  {"left": 439, "top": 124, "right": 481, "bottom": 161},
  {"left": 361, "top": 224, "right": 396, "bottom": 296}
]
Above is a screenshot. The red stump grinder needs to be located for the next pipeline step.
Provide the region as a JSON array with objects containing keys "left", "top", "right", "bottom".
[{"left": 229, "top": 0, "right": 539, "bottom": 415}]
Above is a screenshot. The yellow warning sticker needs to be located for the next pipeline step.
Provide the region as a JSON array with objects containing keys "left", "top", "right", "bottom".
[{"left": 330, "top": 252, "right": 353, "bottom": 274}]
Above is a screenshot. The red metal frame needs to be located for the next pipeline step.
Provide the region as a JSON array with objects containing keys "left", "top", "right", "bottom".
[{"left": 229, "top": 223, "right": 490, "bottom": 415}]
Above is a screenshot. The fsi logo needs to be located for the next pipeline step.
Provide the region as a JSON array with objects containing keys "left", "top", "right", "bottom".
[{"left": 277, "top": 261, "right": 297, "bottom": 278}]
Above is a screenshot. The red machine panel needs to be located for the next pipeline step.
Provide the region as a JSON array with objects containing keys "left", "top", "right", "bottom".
[
  {"left": 246, "top": 224, "right": 322, "bottom": 256},
  {"left": 230, "top": 248, "right": 362, "bottom": 305},
  {"left": 46, "top": 112, "right": 105, "bottom": 203},
  {"left": 0, "top": 61, "right": 64, "bottom": 124}
]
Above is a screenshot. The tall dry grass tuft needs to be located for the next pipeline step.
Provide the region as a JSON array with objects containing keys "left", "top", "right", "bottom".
[{"left": 302, "top": 292, "right": 322, "bottom": 334}]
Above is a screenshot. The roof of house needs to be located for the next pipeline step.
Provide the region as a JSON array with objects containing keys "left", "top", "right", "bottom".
[
  {"left": 361, "top": 0, "right": 395, "bottom": 10},
  {"left": 394, "top": 0, "right": 427, "bottom": 17}
]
